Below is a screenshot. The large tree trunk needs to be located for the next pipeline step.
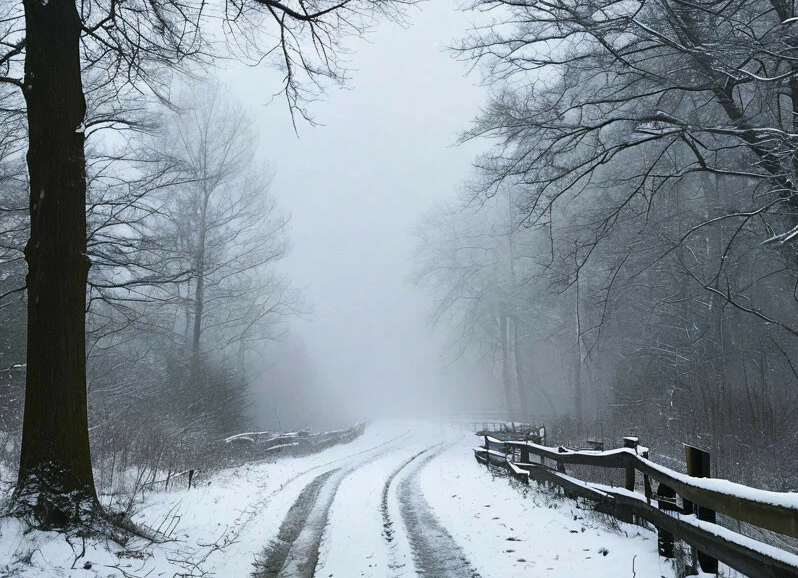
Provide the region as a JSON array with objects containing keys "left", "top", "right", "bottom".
[{"left": 14, "top": 0, "right": 97, "bottom": 526}]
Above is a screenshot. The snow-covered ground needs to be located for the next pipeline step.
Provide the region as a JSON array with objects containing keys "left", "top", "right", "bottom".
[
  {"left": 1, "top": 421, "right": 674, "bottom": 577},
  {"left": 421, "top": 437, "right": 673, "bottom": 577}
]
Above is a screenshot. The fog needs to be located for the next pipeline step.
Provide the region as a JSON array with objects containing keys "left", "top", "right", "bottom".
[
  {"left": 9, "top": 2, "right": 798, "bottom": 568},
  {"left": 221, "top": 2, "right": 495, "bottom": 429}
]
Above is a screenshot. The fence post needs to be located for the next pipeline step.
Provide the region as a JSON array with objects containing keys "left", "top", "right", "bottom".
[
  {"left": 555, "top": 446, "right": 567, "bottom": 475},
  {"left": 655, "top": 482, "right": 677, "bottom": 559},
  {"left": 188, "top": 469, "right": 194, "bottom": 490},
  {"left": 623, "top": 437, "right": 638, "bottom": 491},
  {"left": 643, "top": 473, "right": 652, "bottom": 505},
  {"left": 638, "top": 444, "right": 652, "bottom": 505},
  {"left": 519, "top": 443, "right": 529, "bottom": 464},
  {"left": 684, "top": 444, "right": 718, "bottom": 574},
  {"left": 484, "top": 435, "right": 490, "bottom": 469}
]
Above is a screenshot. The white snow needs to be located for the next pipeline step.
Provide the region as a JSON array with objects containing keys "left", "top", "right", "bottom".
[
  {"left": 317, "top": 450, "right": 415, "bottom": 577},
  {"left": 420, "top": 435, "right": 675, "bottom": 578},
  {"left": 264, "top": 442, "right": 300, "bottom": 451},
  {"left": 510, "top": 439, "right": 798, "bottom": 511},
  {"left": 1, "top": 422, "right": 679, "bottom": 578}
]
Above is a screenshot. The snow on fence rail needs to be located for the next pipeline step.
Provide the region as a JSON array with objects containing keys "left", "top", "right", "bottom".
[
  {"left": 434, "top": 416, "right": 546, "bottom": 437},
  {"left": 475, "top": 435, "right": 798, "bottom": 578},
  {"left": 218, "top": 422, "right": 366, "bottom": 468}
]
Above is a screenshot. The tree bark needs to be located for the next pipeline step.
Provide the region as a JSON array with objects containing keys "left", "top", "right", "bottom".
[
  {"left": 192, "top": 264, "right": 205, "bottom": 354},
  {"left": 14, "top": 0, "right": 97, "bottom": 526}
]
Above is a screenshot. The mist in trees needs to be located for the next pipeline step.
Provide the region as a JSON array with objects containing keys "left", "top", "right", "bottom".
[
  {"left": 0, "top": 0, "right": 796, "bottom": 541},
  {"left": 412, "top": 0, "right": 798, "bottom": 489},
  {"left": 0, "top": 0, "right": 416, "bottom": 526},
  {"left": 0, "top": 79, "right": 300, "bottom": 519}
]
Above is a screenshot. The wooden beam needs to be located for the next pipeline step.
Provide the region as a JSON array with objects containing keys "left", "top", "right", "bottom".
[
  {"left": 632, "top": 455, "right": 798, "bottom": 540},
  {"left": 505, "top": 440, "right": 798, "bottom": 539},
  {"left": 519, "top": 464, "right": 798, "bottom": 578}
]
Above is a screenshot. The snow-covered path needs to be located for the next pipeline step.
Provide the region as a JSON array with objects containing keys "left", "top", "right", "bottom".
[
  {"left": 0, "top": 422, "right": 674, "bottom": 578},
  {"left": 393, "top": 442, "right": 482, "bottom": 578},
  {"left": 266, "top": 428, "right": 481, "bottom": 578},
  {"left": 255, "top": 423, "right": 670, "bottom": 578}
]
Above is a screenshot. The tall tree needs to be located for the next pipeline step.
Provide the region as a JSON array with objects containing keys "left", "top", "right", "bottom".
[
  {"left": 151, "top": 87, "right": 291, "bottom": 357},
  {"left": 4, "top": 0, "right": 411, "bottom": 527},
  {"left": 459, "top": 0, "right": 798, "bottom": 332},
  {"left": 412, "top": 195, "right": 558, "bottom": 420},
  {"left": 126, "top": 86, "right": 297, "bottom": 368},
  {"left": 15, "top": 0, "right": 96, "bottom": 524}
]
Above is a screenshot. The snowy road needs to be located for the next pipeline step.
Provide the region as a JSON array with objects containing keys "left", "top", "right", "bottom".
[
  {"left": 392, "top": 443, "right": 481, "bottom": 578},
  {"left": 257, "top": 429, "right": 482, "bottom": 578},
  {"left": 1, "top": 422, "right": 675, "bottom": 578},
  {"left": 250, "top": 423, "right": 671, "bottom": 578}
]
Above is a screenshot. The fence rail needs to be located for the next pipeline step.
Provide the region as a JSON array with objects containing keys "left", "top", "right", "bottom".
[
  {"left": 434, "top": 417, "right": 546, "bottom": 438},
  {"left": 475, "top": 435, "right": 798, "bottom": 578}
]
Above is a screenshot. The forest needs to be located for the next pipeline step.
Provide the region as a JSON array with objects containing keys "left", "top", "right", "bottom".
[
  {"left": 0, "top": 80, "right": 300, "bottom": 509},
  {"left": 0, "top": 1, "right": 796, "bottom": 575},
  {"left": 413, "top": 0, "right": 798, "bottom": 490}
]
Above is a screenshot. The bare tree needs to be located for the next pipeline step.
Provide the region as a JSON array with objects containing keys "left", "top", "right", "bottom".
[
  {"left": 75, "top": 88, "right": 300, "bottom": 498},
  {"left": 1, "top": 0, "right": 413, "bottom": 527},
  {"left": 145, "top": 86, "right": 295, "bottom": 358},
  {"left": 412, "top": 193, "right": 562, "bottom": 421},
  {"left": 458, "top": 0, "right": 798, "bottom": 331}
]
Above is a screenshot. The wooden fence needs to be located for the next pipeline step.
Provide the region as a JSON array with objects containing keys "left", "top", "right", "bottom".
[
  {"left": 475, "top": 435, "right": 798, "bottom": 578},
  {"left": 434, "top": 417, "right": 547, "bottom": 439}
]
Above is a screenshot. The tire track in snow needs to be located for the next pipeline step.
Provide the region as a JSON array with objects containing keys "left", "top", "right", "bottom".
[
  {"left": 381, "top": 446, "right": 440, "bottom": 546},
  {"left": 386, "top": 440, "right": 482, "bottom": 578},
  {"left": 143, "top": 431, "right": 410, "bottom": 578},
  {"left": 258, "top": 428, "right": 411, "bottom": 508},
  {"left": 380, "top": 445, "right": 442, "bottom": 576},
  {"left": 253, "top": 469, "right": 339, "bottom": 577},
  {"left": 254, "top": 436, "right": 408, "bottom": 578}
]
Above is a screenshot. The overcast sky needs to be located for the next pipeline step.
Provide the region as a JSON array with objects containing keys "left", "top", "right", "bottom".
[{"left": 222, "top": 1, "right": 495, "bottom": 427}]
